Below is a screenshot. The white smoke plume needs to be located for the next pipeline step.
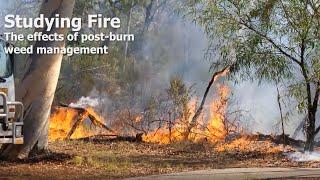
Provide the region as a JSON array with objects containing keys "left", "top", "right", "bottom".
[
  {"left": 69, "top": 96, "right": 99, "bottom": 108},
  {"left": 288, "top": 151, "right": 320, "bottom": 162}
]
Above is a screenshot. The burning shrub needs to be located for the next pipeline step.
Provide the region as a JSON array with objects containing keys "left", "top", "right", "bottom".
[{"left": 141, "top": 76, "right": 247, "bottom": 144}]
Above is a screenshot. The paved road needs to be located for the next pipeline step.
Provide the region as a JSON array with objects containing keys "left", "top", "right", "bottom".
[{"left": 127, "top": 168, "right": 320, "bottom": 180}]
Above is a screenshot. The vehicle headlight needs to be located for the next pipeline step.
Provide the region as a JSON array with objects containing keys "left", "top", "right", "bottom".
[
  {"left": 0, "top": 88, "right": 8, "bottom": 96},
  {"left": 15, "top": 125, "right": 22, "bottom": 137}
]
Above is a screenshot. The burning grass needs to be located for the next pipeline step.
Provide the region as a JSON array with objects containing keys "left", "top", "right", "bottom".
[
  {"left": 215, "top": 135, "right": 294, "bottom": 154},
  {"left": 42, "top": 78, "right": 320, "bottom": 179},
  {"left": 49, "top": 84, "right": 232, "bottom": 145},
  {"left": 49, "top": 74, "right": 235, "bottom": 147},
  {"left": 142, "top": 85, "right": 230, "bottom": 144}
]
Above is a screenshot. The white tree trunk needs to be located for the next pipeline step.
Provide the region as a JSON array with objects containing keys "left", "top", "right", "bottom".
[{"left": 0, "top": 0, "right": 75, "bottom": 160}]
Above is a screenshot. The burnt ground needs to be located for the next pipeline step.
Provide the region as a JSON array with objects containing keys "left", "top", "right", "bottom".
[{"left": 0, "top": 136, "right": 318, "bottom": 179}]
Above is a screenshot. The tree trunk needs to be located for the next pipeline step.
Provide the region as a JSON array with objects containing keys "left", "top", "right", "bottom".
[
  {"left": 0, "top": 0, "right": 75, "bottom": 160},
  {"left": 304, "top": 109, "right": 316, "bottom": 151},
  {"left": 276, "top": 84, "right": 286, "bottom": 146},
  {"left": 124, "top": 0, "right": 134, "bottom": 60},
  {"left": 303, "top": 82, "right": 319, "bottom": 151}
]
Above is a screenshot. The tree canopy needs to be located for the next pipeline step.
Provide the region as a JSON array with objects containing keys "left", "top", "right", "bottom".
[{"left": 188, "top": 0, "right": 320, "bottom": 150}]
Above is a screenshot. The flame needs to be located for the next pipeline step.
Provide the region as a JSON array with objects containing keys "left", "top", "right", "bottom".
[
  {"left": 49, "top": 68, "right": 231, "bottom": 144},
  {"left": 49, "top": 107, "right": 91, "bottom": 141},
  {"left": 143, "top": 84, "right": 230, "bottom": 144},
  {"left": 49, "top": 106, "right": 111, "bottom": 141},
  {"left": 215, "top": 135, "right": 285, "bottom": 154},
  {"left": 204, "top": 85, "right": 228, "bottom": 142},
  {"left": 134, "top": 114, "right": 144, "bottom": 123}
]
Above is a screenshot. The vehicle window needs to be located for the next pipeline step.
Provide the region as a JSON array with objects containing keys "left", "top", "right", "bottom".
[{"left": 0, "top": 42, "right": 13, "bottom": 78}]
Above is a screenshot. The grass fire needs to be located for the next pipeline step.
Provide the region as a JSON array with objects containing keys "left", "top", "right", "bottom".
[
  {"left": 2, "top": 0, "right": 320, "bottom": 179},
  {"left": 41, "top": 52, "right": 320, "bottom": 179},
  {"left": 142, "top": 85, "right": 229, "bottom": 144}
]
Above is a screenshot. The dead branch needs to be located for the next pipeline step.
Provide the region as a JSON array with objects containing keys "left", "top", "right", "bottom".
[
  {"left": 66, "top": 109, "right": 86, "bottom": 139},
  {"left": 86, "top": 108, "right": 116, "bottom": 133},
  {"left": 60, "top": 106, "right": 116, "bottom": 139},
  {"left": 185, "top": 65, "right": 231, "bottom": 139}
]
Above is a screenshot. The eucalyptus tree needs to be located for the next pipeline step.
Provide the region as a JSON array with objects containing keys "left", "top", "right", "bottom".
[
  {"left": 189, "top": 0, "right": 320, "bottom": 151},
  {"left": 1, "top": 0, "right": 75, "bottom": 160}
]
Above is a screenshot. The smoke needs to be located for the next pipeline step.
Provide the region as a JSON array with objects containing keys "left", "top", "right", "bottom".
[
  {"left": 137, "top": 10, "right": 297, "bottom": 135},
  {"left": 287, "top": 151, "right": 320, "bottom": 162},
  {"left": 1, "top": 1, "right": 302, "bottom": 137},
  {"left": 138, "top": 13, "right": 211, "bottom": 97},
  {"left": 69, "top": 88, "right": 112, "bottom": 116},
  {"left": 69, "top": 96, "right": 99, "bottom": 108},
  {"left": 73, "top": 6, "right": 303, "bottom": 137}
]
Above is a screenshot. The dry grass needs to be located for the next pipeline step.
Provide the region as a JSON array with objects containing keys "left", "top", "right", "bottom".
[{"left": 0, "top": 136, "right": 318, "bottom": 179}]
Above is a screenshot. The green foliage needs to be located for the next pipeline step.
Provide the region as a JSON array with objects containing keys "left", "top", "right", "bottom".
[
  {"left": 167, "top": 77, "right": 190, "bottom": 113},
  {"left": 188, "top": 0, "right": 320, "bottom": 114},
  {"left": 166, "top": 77, "right": 193, "bottom": 123}
]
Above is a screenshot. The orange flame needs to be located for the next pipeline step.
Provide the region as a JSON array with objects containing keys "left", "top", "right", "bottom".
[
  {"left": 204, "top": 85, "right": 229, "bottom": 142},
  {"left": 134, "top": 114, "right": 144, "bottom": 123},
  {"left": 143, "top": 84, "right": 230, "bottom": 144},
  {"left": 49, "top": 106, "right": 113, "bottom": 141}
]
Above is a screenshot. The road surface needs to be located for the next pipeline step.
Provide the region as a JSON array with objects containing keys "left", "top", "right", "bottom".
[{"left": 127, "top": 168, "right": 320, "bottom": 180}]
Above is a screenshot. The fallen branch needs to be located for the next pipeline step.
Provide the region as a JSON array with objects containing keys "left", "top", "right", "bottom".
[
  {"left": 87, "top": 108, "right": 116, "bottom": 133},
  {"left": 78, "top": 133, "right": 144, "bottom": 143},
  {"left": 53, "top": 105, "right": 116, "bottom": 140},
  {"left": 66, "top": 108, "right": 87, "bottom": 139}
]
